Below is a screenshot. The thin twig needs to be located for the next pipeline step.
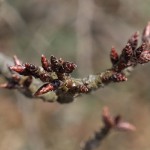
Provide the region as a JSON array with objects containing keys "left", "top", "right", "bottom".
[{"left": 82, "top": 107, "right": 136, "bottom": 150}]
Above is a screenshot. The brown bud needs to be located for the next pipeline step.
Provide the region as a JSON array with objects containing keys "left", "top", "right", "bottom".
[
  {"left": 25, "top": 63, "right": 40, "bottom": 78},
  {"left": 25, "top": 63, "right": 38, "bottom": 72}
]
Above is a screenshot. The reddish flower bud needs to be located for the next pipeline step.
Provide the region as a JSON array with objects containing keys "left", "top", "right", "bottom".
[
  {"left": 128, "top": 31, "right": 139, "bottom": 50},
  {"left": 41, "top": 54, "right": 51, "bottom": 72},
  {"left": 78, "top": 85, "right": 88, "bottom": 93},
  {"left": 135, "top": 43, "right": 147, "bottom": 58},
  {"left": 122, "top": 43, "right": 133, "bottom": 61},
  {"left": 138, "top": 50, "right": 150, "bottom": 64},
  {"left": 63, "top": 62, "right": 77, "bottom": 73},
  {"left": 111, "top": 73, "right": 127, "bottom": 82},
  {"left": 110, "top": 47, "right": 119, "bottom": 65}
]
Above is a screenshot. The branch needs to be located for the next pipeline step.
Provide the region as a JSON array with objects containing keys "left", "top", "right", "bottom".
[{"left": 0, "top": 22, "right": 150, "bottom": 103}]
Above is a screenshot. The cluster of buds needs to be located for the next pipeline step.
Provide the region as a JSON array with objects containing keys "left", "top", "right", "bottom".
[
  {"left": 109, "top": 22, "right": 150, "bottom": 82},
  {"left": 41, "top": 55, "right": 77, "bottom": 75},
  {"left": 7, "top": 55, "right": 78, "bottom": 96},
  {"left": 0, "top": 56, "right": 33, "bottom": 89}
]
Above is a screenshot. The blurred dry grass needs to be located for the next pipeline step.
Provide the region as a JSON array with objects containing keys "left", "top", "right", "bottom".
[{"left": 0, "top": 0, "right": 150, "bottom": 150}]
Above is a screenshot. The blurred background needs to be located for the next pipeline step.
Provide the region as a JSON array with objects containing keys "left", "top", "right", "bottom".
[{"left": 0, "top": 0, "right": 150, "bottom": 150}]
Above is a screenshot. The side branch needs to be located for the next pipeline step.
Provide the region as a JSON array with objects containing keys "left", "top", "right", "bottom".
[{"left": 82, "top": 107, "right": 135, "bottom": 150}]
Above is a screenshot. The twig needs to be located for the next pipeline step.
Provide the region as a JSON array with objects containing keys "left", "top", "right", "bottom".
[{"left": 81, "top": 107, "right": 136, "bottom": 150}]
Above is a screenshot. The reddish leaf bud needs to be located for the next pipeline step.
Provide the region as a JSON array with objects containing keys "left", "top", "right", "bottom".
[
  {"left": 34, "top": 83, "right": 55, "bottom": 96},
  {"left": 9, "top": 65, "right": 27, "bottom": 75},
  {"left": 138, "top": 50, "right": 150, "bottom": 64}
]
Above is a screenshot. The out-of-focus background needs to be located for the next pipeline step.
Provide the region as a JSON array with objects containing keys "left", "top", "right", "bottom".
[{"left": 0, "top": 0, "right": 150, "bottom": 150}]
